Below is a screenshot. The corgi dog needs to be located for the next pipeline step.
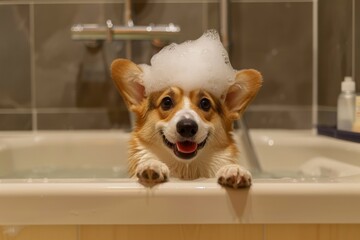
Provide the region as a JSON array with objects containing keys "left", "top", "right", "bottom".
[{"left": 111, "top": 59, "right": 262, "bottom": 188}]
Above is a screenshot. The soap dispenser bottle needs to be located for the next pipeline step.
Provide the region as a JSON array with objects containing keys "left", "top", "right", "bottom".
[{"left": 337, "top": 76, "right": 356, "bottom": 131}]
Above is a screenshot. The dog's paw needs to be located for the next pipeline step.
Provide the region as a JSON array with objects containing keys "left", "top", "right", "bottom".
[
  {"left": 135, "top": 160, "right": 170, "bottom": 184},
  {"left": 216, "top": 164, "right": 252, "bottom": 188}
]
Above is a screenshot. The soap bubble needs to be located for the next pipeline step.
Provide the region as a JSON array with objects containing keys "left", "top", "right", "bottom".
[{"left": 139, "top": 30, "right": 236, "bottom": 98}]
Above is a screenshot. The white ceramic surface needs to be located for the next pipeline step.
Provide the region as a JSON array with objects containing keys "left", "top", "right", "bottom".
[{"left": 0, "top": 130, "right": 359, "bottom": 224}]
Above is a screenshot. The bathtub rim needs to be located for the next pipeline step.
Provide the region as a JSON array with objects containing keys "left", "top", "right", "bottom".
[{"left": 0, "top": 179, "right": 360, "bottom": 224}]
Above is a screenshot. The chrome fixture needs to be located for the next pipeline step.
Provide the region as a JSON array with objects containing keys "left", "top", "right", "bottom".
[
  {"left": 71, "top": 0, "right": 180, "bottom": 128},
  {"left": 71, "top": 22, "right": 180, "bottom": 42},
  {"left": 71, "top": 0, "right": 180, "bottom": 42},
  {"left": 220, "top": 0, "right": 263, "bottom": 173}
]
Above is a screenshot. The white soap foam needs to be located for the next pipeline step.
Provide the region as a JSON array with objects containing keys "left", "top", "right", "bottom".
[{"left": 139, "top": 30, "right": 236, "bottom": 98}]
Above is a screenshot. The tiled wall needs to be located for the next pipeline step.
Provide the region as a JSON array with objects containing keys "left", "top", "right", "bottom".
[
  {"left": 0, "top": 5, "right": 32, "bottom": 130},
  {"left": 318, "top": 0, "right": 360, "bottom": 127},
  {"left": 0, "top": 0, "right": 313, "bottom": 131},
  {"left": 231, "top": 2, "right": 313, "bottom": 129}
]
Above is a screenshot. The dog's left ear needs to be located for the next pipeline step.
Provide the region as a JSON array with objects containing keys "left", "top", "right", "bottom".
[
  {"left": 224, "top": 69, "right": 262, "bottom": 120},
  {"left": 111, "top": 59, "right": 145, "bottom": 111}
]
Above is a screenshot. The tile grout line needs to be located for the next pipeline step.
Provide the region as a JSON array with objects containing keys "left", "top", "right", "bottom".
[
  {"left": 0, "top": 0, "right": 210, "bottom": 4},
  {"left": 0, "top": 106, "right": 311, "bottom": 113},
  {"left": 0, "top": 0, "right": 313, "bottom": 4},
  {"left": 352, "top": 0, "right": 355, "bottom": 82},
  {"left": 312, "top": 0, "right": 318, "bottom": 131},
  {"left": 232, "top": 0, "right": 312, "bottom": 2},
  {"left": 30, "top": 3, "right": 38, "bottom": 131},
  {"left": 0, "top": 108, "right": 128, "bottom": 114},
  {"left": 201, "top": 0, "right": 208, "bottom": 32}
]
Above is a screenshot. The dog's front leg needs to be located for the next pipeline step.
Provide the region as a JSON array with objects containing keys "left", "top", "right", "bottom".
[
  {"left": 216, "top": 164, "right": 252, "bottom": 188},
  {"left": 133, "top": 150, "right": 170, "bottom": 184}
]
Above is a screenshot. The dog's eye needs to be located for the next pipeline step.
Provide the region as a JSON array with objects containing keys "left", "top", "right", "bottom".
[
  {"left": 199, "top": 98, "right": 211, "bottom": 111},
  {"left": 160, "top": 97, "right": 173, "bottom": 110}
]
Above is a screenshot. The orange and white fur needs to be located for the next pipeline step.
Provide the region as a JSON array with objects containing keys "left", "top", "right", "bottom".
[{"left": 111, "top": 59, "right": 262, "bottom": 188}]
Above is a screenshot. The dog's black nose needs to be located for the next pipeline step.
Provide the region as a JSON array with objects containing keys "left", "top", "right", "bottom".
[{"left": 177, "top": 119, "right": 198, "bottom": 138}]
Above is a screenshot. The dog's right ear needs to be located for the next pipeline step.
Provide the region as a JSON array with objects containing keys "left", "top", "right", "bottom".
[
  {"left": 224, "top": 69, "right": 262, "bottom": 120},
  {"left": 111, "top": 59, "right": 145, "bottom": 111}
]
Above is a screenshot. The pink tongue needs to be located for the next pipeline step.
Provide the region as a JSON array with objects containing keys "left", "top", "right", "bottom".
[{"left": 176, "top": 141, "right": 197, "bottom": 153}]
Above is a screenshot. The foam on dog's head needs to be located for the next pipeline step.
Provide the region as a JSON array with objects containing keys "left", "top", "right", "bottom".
[{"left": 139, "top": 30, "right": 236, "bottom": 99}]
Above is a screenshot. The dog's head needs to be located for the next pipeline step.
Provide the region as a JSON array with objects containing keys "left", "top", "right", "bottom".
[{"left": 111, "top": 59, "right": 262, "bottom": 162}]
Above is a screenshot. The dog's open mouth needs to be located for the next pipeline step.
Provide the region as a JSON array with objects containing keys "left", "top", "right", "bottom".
[{"left": 162, "top": 133, "right": 207, "bottom": 160}]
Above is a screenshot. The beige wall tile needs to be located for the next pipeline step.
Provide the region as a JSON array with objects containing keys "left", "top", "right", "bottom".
[
  {"left": 230, "top": 2, "right": 313, "bottom": 107},
  {"left": 1, "top": 226, "right": 77, "bottom": 240},
  {"left": 318, "top": 0, "right": 353, "bottom": 108},
  {"left": 0, "top": 114, "right": 32, "bottom": 131},
  {"left": 0, "top": 5, "right": 31, "bottom": 109}
]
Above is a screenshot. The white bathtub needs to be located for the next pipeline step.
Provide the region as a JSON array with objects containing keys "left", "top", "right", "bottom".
[{"left": 0, "top": 130, "right": 359, "bottom": 225}]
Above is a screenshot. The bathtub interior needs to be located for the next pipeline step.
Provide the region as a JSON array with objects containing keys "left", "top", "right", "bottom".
[
  {"left": 250, "top": 130, "right": 360, "bottom": 180},
  {"left": 0, "top": 132, "right": 130, "bottom": 179},
  {"left": 0, "top": 129, "right": 359, "bottom": 180}
]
